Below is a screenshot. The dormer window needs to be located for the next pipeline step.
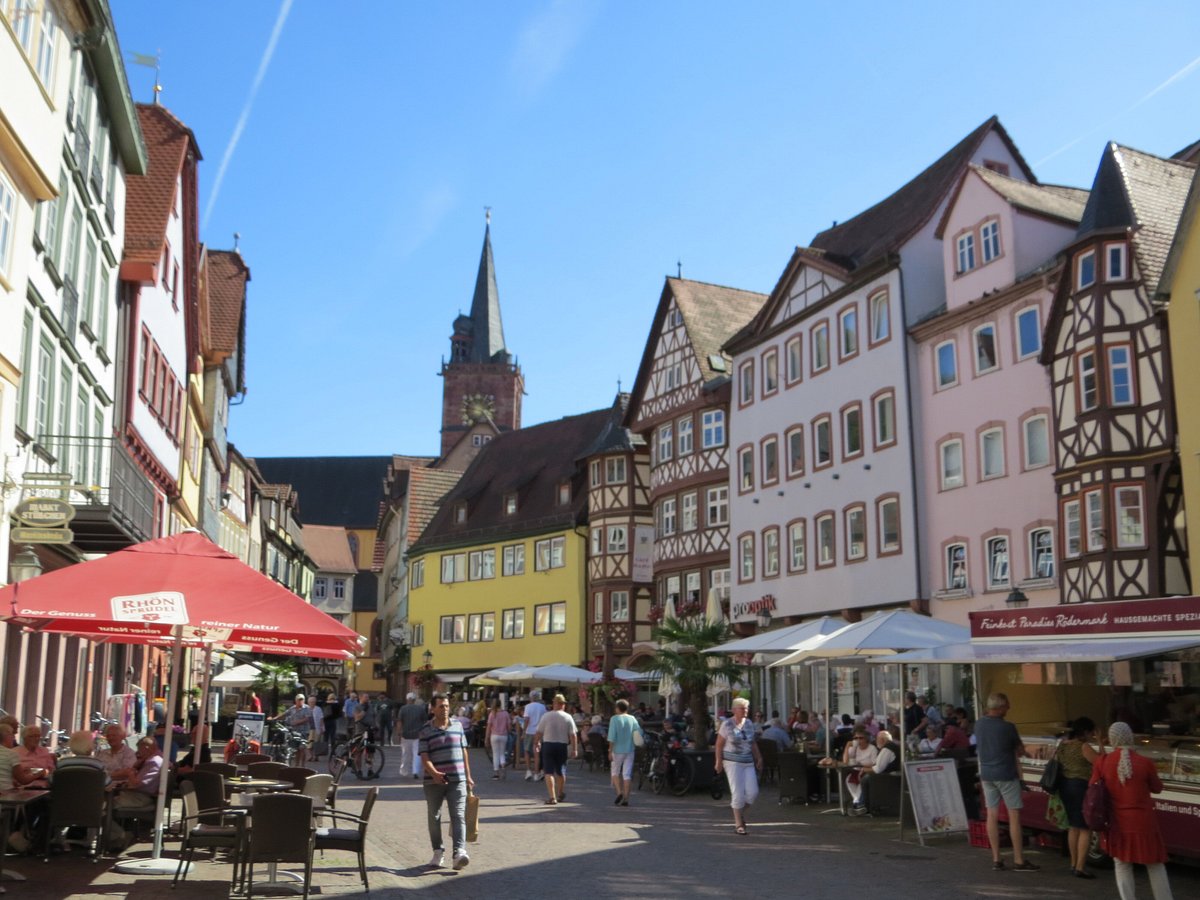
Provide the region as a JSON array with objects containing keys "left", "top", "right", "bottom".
[
  {"left": 980, "top": 220, "right": 1001, "bottom": 263},
  {"left": 504, "top": 493, "right": 517, "bottom": 515},
  {"left": 982, "top": 160, "right": 1010, "bottom": 176},
  {"left": 454, "top": 502, "right": 467, "bottom": 524},
  {"left": 956, "top": 232, "right": 976, "bottom": 274},
  {"left": 557, "top": 482, "right": 571, "bottom": 506}
]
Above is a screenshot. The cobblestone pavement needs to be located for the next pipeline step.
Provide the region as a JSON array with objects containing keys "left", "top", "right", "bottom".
[{"left": 8, "top": 748, "right": 1198, "bottom": 898}]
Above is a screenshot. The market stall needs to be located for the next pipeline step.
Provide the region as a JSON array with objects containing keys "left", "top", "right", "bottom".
[{"left": 885, "top": 595, "right": 1200, "bottom": 862}]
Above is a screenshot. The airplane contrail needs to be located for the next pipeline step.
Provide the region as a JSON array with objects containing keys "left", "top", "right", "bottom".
[
  {"left": 202, "top": 0, "right": 294, "bottom": 231},
  {"left": 1035, "top": 52, "right": 1200, "bottom": 169}
]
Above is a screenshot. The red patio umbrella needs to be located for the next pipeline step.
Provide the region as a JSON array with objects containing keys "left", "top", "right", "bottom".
[{"left": 0, "top": 530, "right": 363, "bottom": 873}]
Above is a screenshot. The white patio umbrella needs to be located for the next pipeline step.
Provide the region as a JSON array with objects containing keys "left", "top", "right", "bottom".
[
  {"left": 769, "top": 611, "right": 970, "bottom": 667},
  {"left": 612, "top": 668, "right": 660, "bottom": 682},
  {"left": 704, "top": 615, "right": 848, "bottom": 654},
  {"left": 523, "top": 663, "right": 601, "bottom": 686},
  {"left": 472, "top": 663, "right": 536, "bottom": 686},
  {"left": 656, "top": 595, "right": 680, "bottom": 699},
  {"left": 704, "top": 589, "right": 732, "bottom": 700},
  {"left": 210, "top": 662, "right": 298, "bottom": 689}
]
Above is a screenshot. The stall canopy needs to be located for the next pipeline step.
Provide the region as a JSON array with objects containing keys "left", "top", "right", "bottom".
[
  {"left": 705, "top": 616, "right": 848, "bottom": 655},
  {"left": 770, "top": 610, "right": 970, "bottom": 667},
  {"left": 880, "top": 635, "right": 1200, "bottom": 665}
]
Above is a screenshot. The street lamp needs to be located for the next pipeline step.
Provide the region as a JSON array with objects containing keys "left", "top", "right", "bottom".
[
  {"left": 422, "top": 650, "right": 433, "bottom": 668},
  {"left": 756, "top": 607, "right": 772, "bottom": 631},
  {"left": 1005, "top": 588, "right": 1029, "bottom": 608},
  {"left": 9, "top": 545, "right": 43, "bottom": 583}
]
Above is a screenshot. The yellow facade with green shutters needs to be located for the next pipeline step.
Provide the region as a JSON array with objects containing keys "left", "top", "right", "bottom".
[
  {"left": 1165, "top": 177, "right": 1200, "bottom": 536},
  {"left": 408, "top": 528, "right": 587, "bottom": 676}
]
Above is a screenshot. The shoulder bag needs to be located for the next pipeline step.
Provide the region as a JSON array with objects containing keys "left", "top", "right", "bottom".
[
  {"left": 1039, "top": 740, "right": 1063, "bottom": 793},
  {"left": 1082, "top": 754, "right": 1110, "bottom": 831},
  {"left": 632, "top": 720, "right": 645, "bottom": 748}
]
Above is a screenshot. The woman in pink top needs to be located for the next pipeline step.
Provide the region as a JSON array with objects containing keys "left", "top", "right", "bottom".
[{"left": 485, "top": 700, "right": 512, "bottom": 779}]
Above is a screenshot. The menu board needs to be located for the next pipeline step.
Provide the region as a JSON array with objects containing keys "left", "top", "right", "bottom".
[{"left": 905, "top": 759, "right": 969, "bottom": 840}]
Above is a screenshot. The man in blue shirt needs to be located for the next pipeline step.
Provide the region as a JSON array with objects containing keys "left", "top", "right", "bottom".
[
  {"left": 419, "top": 693, "right": 475, "bottom": 870},
  {"left": 762, "top": 718, "right": 792, "bottom": 752},
  {"left": 975, "top": 692, "right": 1038, "bottom": 872}
]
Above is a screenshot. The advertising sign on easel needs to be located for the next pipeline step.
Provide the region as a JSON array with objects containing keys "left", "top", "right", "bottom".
[
  {"left": 905, "top": 759, "right": 969, "bottom": 845},
  {"left": 233, "top": 711, "right": 266, "bottom": 743}
]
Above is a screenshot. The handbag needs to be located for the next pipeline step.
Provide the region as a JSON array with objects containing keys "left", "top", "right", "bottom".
[
  {"left": 1082, "top": 756, "right": 1110, "bottom": 831},
  {"left": 466, "top": 785, "right": 480, "bottom": 843},
  {"left": 633, "top": 726, "right": 645, "bottom": 748},
  {"left": 1039, "top": 741, "right": 1063, "bottom": 793},
  {"left": 1046, "top": 791, "right": 1070, "bottom": 830}
]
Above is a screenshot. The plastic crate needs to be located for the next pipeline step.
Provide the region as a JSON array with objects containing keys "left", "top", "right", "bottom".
[{"left": 968, "top": 820, "right": 990, "bottom": 848}]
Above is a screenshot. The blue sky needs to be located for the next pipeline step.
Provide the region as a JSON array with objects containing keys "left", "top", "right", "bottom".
[{"left": 109, "top": 1, "right": 1200, "bottom": 457}]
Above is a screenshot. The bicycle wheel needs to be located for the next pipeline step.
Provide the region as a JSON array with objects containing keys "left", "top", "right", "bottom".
[
  {"left": 362, "top": 744, "right": 385, "bottom": 779},
  {"left": 670, "top": 754, "right": 695, "bottom": 796},
  {"left": 329, "top": 743, "right": 349, "bottom": 773}
]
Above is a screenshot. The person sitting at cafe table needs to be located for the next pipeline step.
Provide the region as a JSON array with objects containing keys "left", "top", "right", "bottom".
[
  {"left": 762, "top": 718, "right": 792, "bottom": 752},
  {"left": 937, "top": 720, "right": 971, "bottom": 756},
  {"left": 15, "top": 725, "right": 56, "bottom": 788},
  {"left": 0, "top": 723, "right": 21, "bottom": 791},
  {"left": 113, "top": 737, "right": 163, "bottom": 812},
  {"left": 175, "top": 724, "right": 213, "bottom": 777},
  {"left": 842, "top": 726, "right": 879, "bottom": 814},
  {"left": 851, "top": 730, "right": 901, "bottom": 816},
  {"left": 918, "top": 724, "right": 943, "bottom": 756},
  {"left": 96, "top": 724, "right": 137, "bottom": 780},
  {"left": 53, "top": 730, "right": 111, "bottom": 784}
]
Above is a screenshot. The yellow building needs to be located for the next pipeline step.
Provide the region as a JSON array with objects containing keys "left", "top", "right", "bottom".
[
  {"left": 407, "top": 409, "right": 612, "bottom": 681},
  {"left": 1161, "top": 162, "right": 1200, "bottom": 546}
]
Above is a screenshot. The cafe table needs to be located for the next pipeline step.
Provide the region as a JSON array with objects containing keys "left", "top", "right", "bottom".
[
  {"left": 0, "top": 789, "right": 48, "bottom": 892},
  {"left": 224, "top": 777, "right": 294, "bottom": 803}
]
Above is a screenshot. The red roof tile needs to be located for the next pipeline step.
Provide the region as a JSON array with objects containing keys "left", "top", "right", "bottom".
[
  {"left": 123, "top": 104, "right": 201, "bottom": 271},
  {"left": 205, "top": 249, "right": 249, "bottom": 356}
]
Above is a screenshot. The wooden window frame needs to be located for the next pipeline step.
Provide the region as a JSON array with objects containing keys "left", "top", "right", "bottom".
[
  {"left": 677, "top": 415, "right": 694, "bottom": 456},
  {"left": 784, "top": 424, "right": 805, "bottom": 479},
  {"left": 977, "top": 423, "right": 1006, "bottom": 482},
  {"left": 1028, "top": 526, "right": 1055, "bottom": 580},
  {"left": 811, "top": 320, "right": 830, "bottom": 376},
  {"left": 813, "top": 414, "right": 833, "bottom": 470},
  {"left": 761, "top": 526, "right": 780, "bottom": 579},
  {"left": 876, "top": 493, "right": 901, "bottom": 556},
  {"left": 761, "top": 347, "right": 779, "bottom": 396},
  {"left": 1019, "top": 411, "right": 1051, "bottom": 471},
  {"left": 944, "top": 540, "right": 968, "bottom": 590},
  {"left": 1014, "top": 305, "right": 1041, "bottom": 361},
  {"left": 738, "top": 358, "right": 755, "bottom": 408},
  {"left": 973, "top": 322, "right": 999, "bottom": 376},
  {"left": 840, "top": 401, "right": 863, "bottom": 461},
  {"left": 1104, "top": 241, "right": 1127, "bottom": 282},
  {"left": 939, "top": 436, "right": 965, "bottom": 490},
  {"left": 784, "top": 335, "right": 803, "bottom": 386},
  {"left": 984, "top": 533, "right": 1011, "bottom": 591},
  {"left": 843, "top": 503, "right": 867, "bottom": 563},
  {"left": 1076, "top": 349, "right": 1098, "bottom": 412},
  {"left": 815, "top": 511, "right": 836, "bottom": 569},
  {"left": 786, "top": 517, "right": 806, "bottom": 573},
  {"left": 1084, "top": 489, "right": 1105, "bottom": 553},
  {"left": 980, "top": 218, "right": 1002, "bottom": 264},
  {"left": 1106, "top": 343, "right": 1136, "bottom": 407},
  {"left": 934, "top": 339, "right": 958, "bottom": 390},
  {"left": 871, "top": 388, "right": 897, "bottom": 450},
  {"left": 737, "top": 532, "right": 755, "bottom": 583},
  {"left": 867, "top": 289, "right": 891, "bottom": 348},
  {"left": 760, "top": 435, "right": 779, "bottom": 486},
  {"left": 737, "top": 443, "right": 755, "bottom": 494},
  {"left": 837, "top": 304, "right": 859, "bottom": 363},
  {"left": 1112, "top": 483, "right": 1146, "bottom": 550},
  {"left": 1076, "top": 249, "right": 1096, "bottom": 290},
  {"left": 1062, "top": 499, "right": 1082, "bottom": 559}
]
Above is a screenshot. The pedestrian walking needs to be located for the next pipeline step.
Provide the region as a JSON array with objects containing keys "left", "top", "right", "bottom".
[
  {"left": 485, "top": 699, "right": 511, "bottom": 779},
  {"left": 1099, "top": 722, "right": 1174, "bottom": 899},
  {"left": 606, "top": 698, "right": 642, "bottom": 807},
  {"left": 398, "top": 693, "right": 428, "bottom": 779},
  {"left": 975, "top": 692, "right": 1038, "bottom": 871},
  {"left": 534, "top": 694, "right": 577, "bottom": 805},
  {"left": 714, "top": 697, "right": 762, "bottom": 834},
  {"left": 377, "top": 694, "right": 394, "bottom": 746},
  {"left": 523, "top": 691, "right": 547, "bottom": 781},
  {"left": 419, "top": 692, "right": 474, "bottom": 870}
]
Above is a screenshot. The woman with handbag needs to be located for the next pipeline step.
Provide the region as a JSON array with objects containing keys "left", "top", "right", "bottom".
[
  {"left": 1056, "top": 716, "right": 1102, "bottom": 878},
  {"left": 1098, "top": 722, "right": 1173, "bottom": 900}
]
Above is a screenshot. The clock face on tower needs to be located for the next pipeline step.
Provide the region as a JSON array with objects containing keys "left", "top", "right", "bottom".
[{"left": 461, "top": 392, "right": 496, "bottom": 425}]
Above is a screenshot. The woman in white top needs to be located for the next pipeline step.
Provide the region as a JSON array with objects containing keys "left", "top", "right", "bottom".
[
  {"left": 842, "top": 727, "right": 879, "bottom": 811},
  {"left": 714, "top": 697, "right": 763, "bottom": 835}
]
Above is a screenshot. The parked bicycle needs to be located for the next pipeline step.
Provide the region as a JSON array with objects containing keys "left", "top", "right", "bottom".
[
  {"left": 638, "top": 731, "right": 724, "bottom": 798},
  {"left": 265, "top": 723, "right": 310, "bottom": 765},
  {"left": 329, "top": 730, "right": 384, "bottom": 780}
]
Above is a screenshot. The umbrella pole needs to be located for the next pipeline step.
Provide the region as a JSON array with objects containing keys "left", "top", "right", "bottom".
[{"left": 115, "top": 626, "right": 189, "bottom": 875}]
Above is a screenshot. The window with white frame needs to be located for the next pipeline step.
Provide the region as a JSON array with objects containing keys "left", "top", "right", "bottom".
[
  {"left": 763, "top": 527, "right": 780, "bottom": 577},
  {"left": 946, "top": 543, "right": 967, "bottom": 590},
  {"left": 785, "top": 336, "right": 802, "bottom": 384},
  {"left": 981, "top": 220, "right": 1001, "bottom": 263},
  {"left": 468, "top": 549, "right": 496, "bottom": 580},
  {"left": 936, "top": 341, "right": 958, "bottom": 389},
  {"left": 1107, "top": 345, "right": 1134, "bottom": 406},
  {"left": 658, "top": 423, "right": 673, "bottom": 462},
  {"left": 593, "top": 591, "right": 604, "bottom": 623},
  {"left": 1023, "top": 415, "right": 1050, "bottom": 469},
  {"left": 739, "top": 360, "right": 754, "bottom": 405},
  {"left": 534, "top": 536, "right": 565, "bottom": 570},
  {"left": 686, "top": 571, "right": 701, "bottom": 604},
  {"left": 706, "top": 486, "right": 729, "bottom": 526},
  {"left": 410, "top": 559, "right": 425, "bottom": 588},
  {"left": 1085, "top": 490, "right": 1104, "bottom": 552},
  {"left": 1078, "top": 350, "right": 1098, "bottom": 411},
  {"left": 590, "top": 460, "right": 601, "bottom": 486},
  {"left": 1077, "top": 249, "right": 1096, "bottom": 289},
  {"left": 869, "top": 291, "right": 890, "bottom": 344},
  {"left": 1114, "top": 486, "right": 1144, "bottom": 548},
  {"left": 839, "top": 307, "right": 858, "bottom": 359},
  {"left": 710, "top": 567, "right": 731, "bottom": 602},
  {"left": 986, "top": 536, "right": 1010, "bottom": 590},
  {"left": 845, "top": 506, "right": 866, "bottom": 560},
  {"left": 502, "top": 544, "right": 525, "bottom": 576},
  {"left": 786, "top": 426, "right": 804, "bottom": 477},
  {"left": 440, "top": 552, "right": 466, "bottom": 583},
  {"left": 701, "top": 409, "right": 725, "bottom": 448},
  {"left": 441, "top": 615, "right": 465, "bottom": 644},
  {"left": 0, "top": 173, "right": 15, "bottom": 279},
  {"left": 738, "top": 445, "right": 754, "bottom": 491},
  {"left": 608, "top": 524, "right": 628, "bottom": 552},
  {"left": 677, "top": 416, "right": 694, "bottom": 455},
  {"left": 611, "top": 591, "right": 630, "bottom": 622},
  {"left": 812, "top": 322, "right": 829, "bottom": 373},
  {"left": 1016, "top": 307, "right": 1041, "bottom": 359},
  {"left": 956, "top": 231, "right": 976, "bottom": 273},
  {"left": 680, "top": 493, "right": 697, "bottom": 532},
  {"left": 940, "top": 438, "right": 964, "bottom": 489},
  {"left": 874, "top": 391, "right": 895, "bottom": 448},
  {"left": 313, "top": 577, "right": 328, "bottom": 601},
  {"left": 763, "top": 349, "right": 778, "bottom": 394},
  {"left": 665, "top": 575, "right": 680, "bottom": 606},
  {"left": 1105, "top": 242, "right": 1126, "bottom": 281},
  {"left": 1064, "top": 500, "right": 1081, "bottom": 557},
  {"left": 661, "top": 497, "right": 676, "bottom": 536},
  {"left": 534, "top": 602, "right": 567, "bottom": 635},
  {"left": 1030, "top": 528, "right": 1054, "bottom": 579},
  {"left": 814, "top": 416, "right": 832, "bottom": 468},
  {"left": 591, "top": 527, "right": 603, "bottom": 556},
  {"left": 788, "top": 520, "right": 806, "bottom": 572},
  {"left": 762, "top": 436, "right": 779, "bottom": 483},
  {"left": 330, "top": 576, "right": 346, "bottom": 601},
  {"left": 974, "top": 324, "right": 998, "bottom": 374},
  {"left": 816, "top": 514, "right": 835, "bottom": 567},
  {"left": 842, "top": 405, "right": 862, "bottom": 458},
  {"left": 739, "top": 534, "right": 755, "bottom": 581},
  {"left": 878, "top": 497, "right": 900, "bottom": 554},
  {"left": 980, "top": 427, "right": 1005, "bottom": 479},
  {"left": 605, "top": 456, "right": 626, "bottom": 483}
]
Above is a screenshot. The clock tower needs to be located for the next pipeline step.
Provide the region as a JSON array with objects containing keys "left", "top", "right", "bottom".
[{"left": 439, "top": 220, "right": 525, "bottom": 460}]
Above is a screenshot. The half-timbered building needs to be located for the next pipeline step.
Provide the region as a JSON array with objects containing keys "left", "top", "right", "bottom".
[
  {"left": 1041, "top": 144, "right": 1193, "bottom": 603},
  {"left": 625, "top": 277, "right": 768, "bottom": 620}
]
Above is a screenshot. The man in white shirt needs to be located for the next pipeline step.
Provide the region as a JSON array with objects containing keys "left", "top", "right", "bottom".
[
  {"left": 852, "top": 730, "right": 901, "bottom": 816},
  {"left": 533, "top": 694, "right": 578, "bottom": 805},
  {"left": 523, "top": 691, "right": 547, "bottom": 782},
  {"left": 0, "top": 724, "right": 20, "bottom": 790}
]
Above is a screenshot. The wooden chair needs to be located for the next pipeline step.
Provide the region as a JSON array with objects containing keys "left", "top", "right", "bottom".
[
  {"left": 314, "top": 787, "right": 377, "bottom": 893},
  {"left": 42, "top": 766, "right": 107, "bottom": 861},
  {"left": 245, "top": 794, "right": 315, "bottom": 899},
  {"left": 172, "top": 781, "right": 247, "bottom": 891},
  {"left": 189, "top": 770, "right": 231, "bottom": 825}
]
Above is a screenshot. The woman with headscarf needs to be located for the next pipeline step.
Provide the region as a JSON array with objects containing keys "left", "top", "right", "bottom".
[{"left": 1097, "top": 722, "right": 1173, "bottom": 899}]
